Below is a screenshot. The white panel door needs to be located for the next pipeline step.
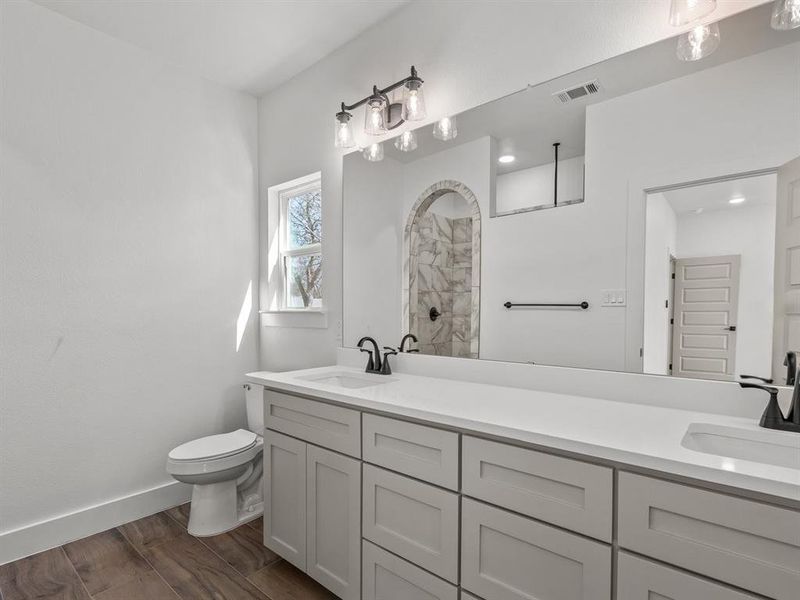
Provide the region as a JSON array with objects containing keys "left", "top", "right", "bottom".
[
  {"left": 671, "top": 255, "right": 741, "bottom": 380},
  {"left": 773, "top": 156, "right": 800, "bottom": 383},
  {"left": 263, "top": 430, "right": 306, "bottom": 570},
  {"left": 306, "top": 445, "right": 361, "bottom": 600}
]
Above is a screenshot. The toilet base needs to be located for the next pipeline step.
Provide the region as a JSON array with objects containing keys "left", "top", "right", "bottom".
[{"left": 186, "top": 479, "right": 263, "bottom": 537}]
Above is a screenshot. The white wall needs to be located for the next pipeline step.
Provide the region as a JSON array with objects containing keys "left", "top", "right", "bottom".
[
  {"left": 257, "top": 0, "right": 763, "bottom": 372},
  {"left": 643, "top": 193, "right": 678, "bottom": 374},
  {"left": 0, "top": 0, "right": 258, "bottom": 559},
  {"left": 496, "top": 156, "right": 584, "bottom": 214},
  {"left": 676, "top": 201, "right": 777, "bottom": 378}
]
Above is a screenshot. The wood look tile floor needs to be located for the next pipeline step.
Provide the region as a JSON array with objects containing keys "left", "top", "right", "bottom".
[{"left": 0, "top": 505, "right": 338, "bottom": 600}]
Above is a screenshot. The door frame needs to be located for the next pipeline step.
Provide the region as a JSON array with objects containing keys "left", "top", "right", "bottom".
[{"left": 626, "top": 150, "right": 789, "bottom": 373}]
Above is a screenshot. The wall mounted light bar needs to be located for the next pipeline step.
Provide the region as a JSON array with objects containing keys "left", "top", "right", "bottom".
[{"left": 334, "top": 66, "right": 426, "bottom": 148}]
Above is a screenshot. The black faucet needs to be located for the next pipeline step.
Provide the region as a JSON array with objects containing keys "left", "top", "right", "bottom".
[
  {"left": 357, "top": 337, "right": 382, "bottom": 374},
  {"left": 739, "top": 381, "right": 800, "bottom": 433},
  {"left": 785, "top": 351, "right": 797, "bottom": 386},
  {"left": 399, "top": 333, "right": 419, "bottom": 353}
]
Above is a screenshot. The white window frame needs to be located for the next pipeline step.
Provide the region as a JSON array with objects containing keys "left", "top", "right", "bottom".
[
  {"left": 261, "top": 172, "right": 327, "bottom": 328},
  {"left": 279, "top": 179, "right": 322, "bottom": 310}
]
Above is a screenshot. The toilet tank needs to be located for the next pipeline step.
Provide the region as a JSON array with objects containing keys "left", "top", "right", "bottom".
[{"left": 244, "top": 383, "right": 265, "bottom": 434}]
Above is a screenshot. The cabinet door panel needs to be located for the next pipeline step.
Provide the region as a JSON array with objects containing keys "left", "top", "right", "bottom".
[
  {"left": 362, "top": 540, "right": 458, "bottom": 600},
  {"left": 462, "top": 436, "right": 612, "bottom": 541},
  {"left": 617, "top": 552, "right": 759, "bottom": 600},
  {"left": 461, "top": 498, "right": 611, "bottom": 600},
  {"left": 363, "top": 414, "right": 459, "bottom": 490},
  {"left": 265, "top": 390, "right": 361, "bottom": 457},
  {"left": 306, "top": 445, "right": 361, "bottom": 600},
  {"left": 618, "top": 472, "right": 800, "bottom": 600},
  {"left": 264, "top": 430, "right": 306, "bottom": 570},
  {"left": 362, "top": 465, "right": 459, "bottom": 583}
]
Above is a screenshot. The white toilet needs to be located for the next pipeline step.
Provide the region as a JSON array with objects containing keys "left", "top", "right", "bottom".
[{"left": 166, "top": 383, "right": 264, "bottom": 536}]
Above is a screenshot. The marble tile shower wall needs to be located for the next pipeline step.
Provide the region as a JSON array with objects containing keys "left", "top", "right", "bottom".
[{"left": 416, "top": 213, "right": 473, "bottom": 357}]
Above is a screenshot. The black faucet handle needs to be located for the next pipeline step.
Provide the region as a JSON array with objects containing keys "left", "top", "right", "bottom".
[
  {"left": 380, "top": 347, "right": 398, "bottom": 375},
  {"left": 739, "top": 383, "right": 786, "bottom": 429},
  {"left": 359, "top": 347, "right": 375, "bottom": 371},
  {"left": 740, "top": 374, "right": 774, "bottom": 384}
]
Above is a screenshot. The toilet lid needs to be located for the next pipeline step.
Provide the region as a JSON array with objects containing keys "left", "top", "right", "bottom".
[{"left": 168, "top": 429, "right": 257, "bottom": 461}]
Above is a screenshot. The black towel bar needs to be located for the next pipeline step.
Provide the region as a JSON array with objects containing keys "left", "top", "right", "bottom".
[{"left": 504, "top": 301, "right": 589, "bottom": 309}]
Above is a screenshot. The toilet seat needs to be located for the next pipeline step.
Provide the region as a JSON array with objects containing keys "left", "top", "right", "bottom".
[
  {"left": 169, "top": 429, "right": 257, "bottom": 461},
  {"left": 166, "top": 430, "right": 262, "bottom": 478}
]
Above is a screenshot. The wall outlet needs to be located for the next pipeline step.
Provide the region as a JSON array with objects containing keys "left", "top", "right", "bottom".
[{"left": 601, "top": 289, "right": 626, "bottom": 307}]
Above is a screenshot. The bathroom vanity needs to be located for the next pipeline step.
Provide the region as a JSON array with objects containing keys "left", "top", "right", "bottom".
[{"left": 247, "top": 363, "right": 799, "bottom": 600}]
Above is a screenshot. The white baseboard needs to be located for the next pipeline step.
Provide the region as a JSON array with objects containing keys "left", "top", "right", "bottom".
[{"left": 0, "top": 481, "right": 192, "bottom": 565}]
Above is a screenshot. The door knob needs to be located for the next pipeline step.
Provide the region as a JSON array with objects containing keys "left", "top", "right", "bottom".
[{"left": 725, "top": 326, "right": 737, "bottom": 331}]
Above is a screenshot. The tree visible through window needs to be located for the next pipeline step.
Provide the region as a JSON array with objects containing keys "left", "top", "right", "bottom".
[{"left": 281, "top": 184, "right": 322, "bottom": 309}]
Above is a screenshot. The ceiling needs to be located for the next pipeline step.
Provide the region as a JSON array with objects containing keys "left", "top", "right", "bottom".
[
  {"left": 32, "top": 0, "right": 409, "bottom": 95},
  {"left": 663, "top": 173, "right": 777, "bottom": 215}
]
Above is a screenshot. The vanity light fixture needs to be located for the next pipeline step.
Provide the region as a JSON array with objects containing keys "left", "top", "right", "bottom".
[
  {"left": 676, "top": 22, "right": 720, "bottom": 61},
  {"left": 771, "top": 0, "right": 800, "bottom": 30},
  {"left": 362, "top": 142, "right": 384, "bottom": 162},
  {"left": 433, "top": 116, "right": 458, "bottom": 141},
  {"left": 335, "top": 66, "right": 426, "bottom": 147},
  {"left": 729, "top": 196, "right": 746, "bottom": 204},
  {"left": 669, "top": 0, "right": 717, "bottom": 26},
  {"left": 498, "top": 154, "right": 516, "bottom": 164},
  {"left": 394, "top": 130, "right": 418, "bottom": 152}
]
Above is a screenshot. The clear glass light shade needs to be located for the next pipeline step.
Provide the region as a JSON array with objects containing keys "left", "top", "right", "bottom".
[
  {"left": 362, "top": 142, "right": 384, "bottom": 162},
  {"left": 364, "top": 95, "right": 388, "bottom": 135},
  {"left": 334, "top": 113, "right": 354, "bottom": 148},
  {"left": 394, "top": 130, "right": 418, "bottom": 152},
  {"left": 676, "top": 22, "right": 720, "bottom": 61},
  {"left": 401, "top": 81, "right": 426, "bottom": 121},
  {"left": 669, "top": 0, "right": 717, "bottom": 26},
  {"left": 432, "top": 116, "right": 457, "bottom": 141},
  {"left": 771, "top": 0, "right": 800, "bottom": 30}
]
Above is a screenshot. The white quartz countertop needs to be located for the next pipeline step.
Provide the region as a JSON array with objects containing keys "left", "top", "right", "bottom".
[{"left": 246, "top": 366, "right": 800, "bottom": 503}]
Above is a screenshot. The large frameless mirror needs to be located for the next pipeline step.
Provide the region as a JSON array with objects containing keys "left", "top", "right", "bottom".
[{"left": 342, "top": 3, "right": 800, "bottom": 384}]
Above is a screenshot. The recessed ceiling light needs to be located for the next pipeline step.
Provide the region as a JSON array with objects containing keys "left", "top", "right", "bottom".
[
  {"left": 498, "top": 154, "right": 515, "bottom": 164},
  {"left": 695, "top": 208, "right": 704, "bottom": 214},
  {"left": 729, "top": 197, "right": 746, "bottom": 204}
]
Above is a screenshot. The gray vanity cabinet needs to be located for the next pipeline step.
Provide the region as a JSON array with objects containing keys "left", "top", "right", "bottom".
[
  {"left": 460, "top": 498, "right": 612, "bottom": 600},
  {"left": 618, "top": 472, "right": 800, "bottom": 600},
  {"left": 264, "top": 430, "right": 306, "bottom": 570},
  {"left": 362, "top": 540, "right": 458, "bottom": 600},
  {"left": 362, "top": 464, "right": 460, "bottom": 583},
  {"left": 617, "top": 552, "right": 759, "bottom": 600},
  {"left": 306, "top": 444, "right": 361, "bottom": 600},
  {"left": 263, "top": 394, "right": 362, "bottom": 600}
]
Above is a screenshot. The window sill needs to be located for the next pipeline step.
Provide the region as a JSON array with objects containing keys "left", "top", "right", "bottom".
[{"left": 259, "top": 309, "right": 328, "bottom": 329}]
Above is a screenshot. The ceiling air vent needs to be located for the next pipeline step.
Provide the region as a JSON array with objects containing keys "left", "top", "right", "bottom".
[{"left": 553, "top": 79, "right": 602, "bottom": 104}]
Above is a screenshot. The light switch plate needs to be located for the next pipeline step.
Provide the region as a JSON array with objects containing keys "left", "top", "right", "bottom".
[{"left": 601, "top": 289, "right": 626, "bottom": 307}]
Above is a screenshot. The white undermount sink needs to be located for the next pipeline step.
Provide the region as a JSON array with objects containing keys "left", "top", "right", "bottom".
[
  {"left": 681, "top": 423, "right": 800, "bottom": 470},
  {"left": 297, "top": 371, "right": 393, "bottom": 389}
]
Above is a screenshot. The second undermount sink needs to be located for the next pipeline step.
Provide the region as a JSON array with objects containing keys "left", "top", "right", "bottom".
[
  {"left": 297, "top": 371, "right": 392, "bottom": 389},
  {"left": 681, "top": 423, "right": 800, "bottom": 470}
]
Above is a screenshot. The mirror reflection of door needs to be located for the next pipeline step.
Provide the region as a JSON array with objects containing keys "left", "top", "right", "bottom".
[
  {"left": 643, "top": 173, "right": 777, "bottom": 381},
  {"left": 671, "top": 255, "right": 740, "bottom": 380}
]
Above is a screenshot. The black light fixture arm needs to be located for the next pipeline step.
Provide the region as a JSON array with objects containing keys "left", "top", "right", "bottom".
[{"left": 338, "top": 66, "right": 422, "bottom": 114}]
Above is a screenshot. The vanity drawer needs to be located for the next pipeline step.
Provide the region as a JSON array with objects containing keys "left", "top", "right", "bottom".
[
  {"left": 362, "top": 540, "right": 458, "bottom": 600},
  {"left": 362, "top": 464, "right": 459, "bottom": 583},
  {"left": 618, "top": 472, "right": 800, "bottom": 600},
  {"left": 461, "top": 436, "right": 613, "bottom": 541},
  {"left": 363, "top": 414, "right": 459, "bottom": 490},
  {"left": 265, "top": 390, "right": 361, "bottom": 458},
  {"left": 617, "top": 552, "right": 759, "bottom": 600},
  {"left": 461, "top": 498, "right": 611, "bottom": 600}
]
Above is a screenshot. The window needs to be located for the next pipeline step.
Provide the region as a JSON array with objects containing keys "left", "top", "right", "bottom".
[{"left": 279, "top": 179, "right": 322, "bottom": 309}]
